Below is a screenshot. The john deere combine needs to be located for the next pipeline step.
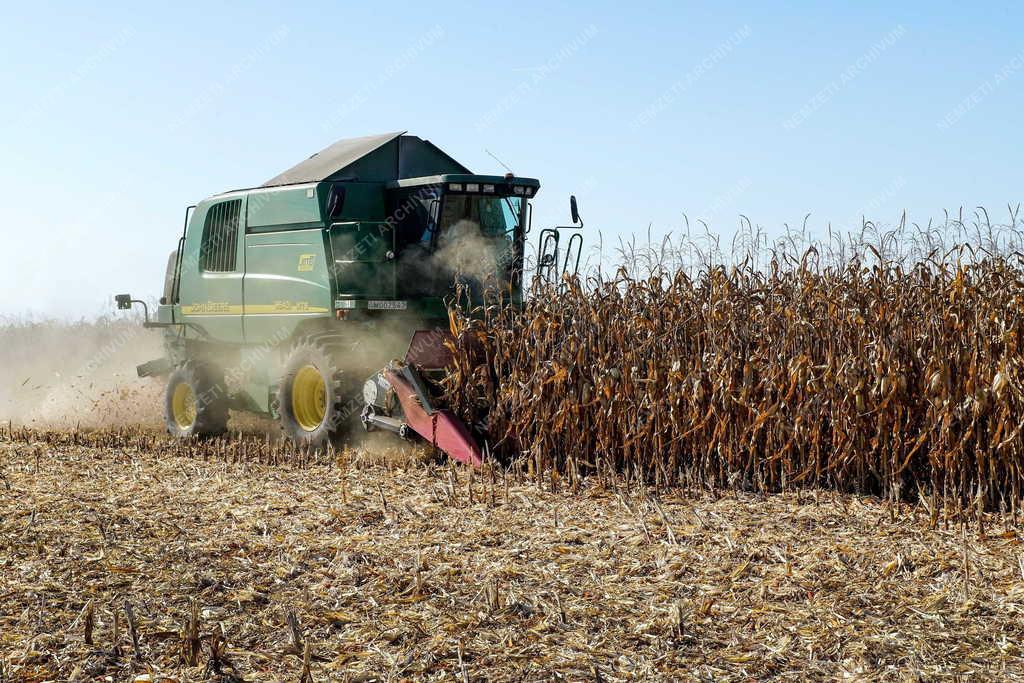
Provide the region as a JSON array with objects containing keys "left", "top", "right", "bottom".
[{"left": 117, "top": 132, "right": 582, "bottom": 463}]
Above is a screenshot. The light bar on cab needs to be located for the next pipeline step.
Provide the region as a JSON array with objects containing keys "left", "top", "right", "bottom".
[{"left": 447, "top": 181, "right": 537, "bottom": 195}]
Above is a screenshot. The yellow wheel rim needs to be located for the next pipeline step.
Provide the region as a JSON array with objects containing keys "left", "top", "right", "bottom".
[
  {"left": 292, "top": 365, "right": 327, "bottom": 432},
  {"left": 171, "top": 382, "right": 197, "bottom": 430}
]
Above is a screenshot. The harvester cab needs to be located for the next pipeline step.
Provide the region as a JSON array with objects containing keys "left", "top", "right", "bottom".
[{"left": 116, "top": 132, "right": 584, "bottom": 464}]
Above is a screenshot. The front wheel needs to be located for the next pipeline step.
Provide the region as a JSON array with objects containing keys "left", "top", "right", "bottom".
[
  {"left": 164, "top": 362, "right": 228, "bottom": 438},
  {"left": 276, "top": 340, "right": 351, "bottom": 449}
]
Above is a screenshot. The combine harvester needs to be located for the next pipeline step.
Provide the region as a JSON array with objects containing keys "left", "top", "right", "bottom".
[{"left": 117, "top": 132, "right": 583, "bottom": 465}]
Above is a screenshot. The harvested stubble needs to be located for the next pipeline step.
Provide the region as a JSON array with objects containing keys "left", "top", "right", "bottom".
[
  {"left": 2, "top": 427, "right": 1024, "bottom": 681},
  {"left": 445, "top": 253, "right": 1024, "bottom": 524}
]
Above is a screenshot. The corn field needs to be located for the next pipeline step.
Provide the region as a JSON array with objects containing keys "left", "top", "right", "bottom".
[{"left": 445, "top": 232, "right": 1024, "bottom": 524}]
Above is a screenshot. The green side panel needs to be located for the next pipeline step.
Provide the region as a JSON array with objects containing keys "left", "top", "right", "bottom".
[
  {"left": 177, "top": 197, "right": 246, "bottom": 344},
  {"left": 247, "top": 185, "right": 323, "bottom": 232},
  {"left": 318, "top": 181, "right": 386, "bottom": 222},
  {"left": 156, "top": 303, "right": 174, "bottom": 324},
  {"left": 242, "top": 228, "right": 332, "bottom": 343},
  {"left": 329, "top": 221, "right": 395, "bottom": 299}
]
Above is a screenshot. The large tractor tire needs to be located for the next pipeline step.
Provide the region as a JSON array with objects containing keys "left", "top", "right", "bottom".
[
  {"left": 164, "top": 361, "right": 229, "bottom": 438},
  {"left": 276, "top": 339, "right": 351, "bottom": 449}
]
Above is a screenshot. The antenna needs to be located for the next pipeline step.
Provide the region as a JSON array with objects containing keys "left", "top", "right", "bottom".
[{"left": 485, "top": 149, "right": 513, "bottom": 174}]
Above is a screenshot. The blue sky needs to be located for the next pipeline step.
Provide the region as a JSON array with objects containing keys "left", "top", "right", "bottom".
[{"left": 1, "top": 1, "right": 1021, "bottom": 316}]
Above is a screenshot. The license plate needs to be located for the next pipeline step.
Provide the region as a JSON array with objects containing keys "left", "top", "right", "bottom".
[{"left": 367, "top": 300, "right": 408, "bottom": 310}]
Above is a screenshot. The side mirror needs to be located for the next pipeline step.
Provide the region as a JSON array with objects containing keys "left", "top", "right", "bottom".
[
  {"left": 570, "top": 195, "right": 580, "bottom": 225},
  {"left": 114, "top": 294, "right": 152, "bottom": 325},
  {"left": 327, "top": 185, "right": 347, "bottom": 220}
]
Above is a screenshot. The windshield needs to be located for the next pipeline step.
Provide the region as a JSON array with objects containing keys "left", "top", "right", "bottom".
[
  {"left": 439, "top": 194, "right": 521, "bottom": 236},
  {"left": 435, "top": 194, "right": 522, "bottom": 285},
  {"left": 392, "top": 191, "right": 525, "bottom": 299}
]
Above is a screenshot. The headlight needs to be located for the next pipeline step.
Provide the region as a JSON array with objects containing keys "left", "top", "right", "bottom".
[
  {"left": 449, "top": 183, "right": 463, "bottom": 191},
  {"left": 466, "top": 183, "right": 479, "bottom": 192},
  {"left": 513, "top": 186, "right": 525, "bottom": 195},
  {"left": 482, "top": 184, "right": 495, "bottom": 193}
]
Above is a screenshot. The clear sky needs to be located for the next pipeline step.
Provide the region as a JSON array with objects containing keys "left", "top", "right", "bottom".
[{"left": 1, "top": 1, "right": 1021, "bottom": 317}]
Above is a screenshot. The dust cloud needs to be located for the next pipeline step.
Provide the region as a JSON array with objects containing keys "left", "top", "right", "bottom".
[
  {"left": 0, "top": 315, "right": 164, "bottom": 428},
  {"left": 395, "top": 219, "right": 512, "bottom": 298},
  {"left": 433, "top": 219, "right": 508, "bottom": 285}
]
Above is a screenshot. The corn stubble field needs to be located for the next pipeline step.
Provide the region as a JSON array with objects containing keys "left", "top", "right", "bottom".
[
  {"left": 3, "top": 428, "right": 1024, "bottom": 682},
  {"left": 5, "top": 225, "right": 1024, "bottom": 680}
]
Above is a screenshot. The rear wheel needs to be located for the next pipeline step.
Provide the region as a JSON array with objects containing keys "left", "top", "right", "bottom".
[
  {"left": 164, "top": 362, "right": 228, "bottom": 438},
  {"left": 277, "top": 340, "right": 351, "bottom": 449}
]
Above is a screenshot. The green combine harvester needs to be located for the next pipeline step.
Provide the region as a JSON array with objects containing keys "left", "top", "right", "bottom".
[{"left": 117, "top": 132, "right": 582, "bottom": 464}]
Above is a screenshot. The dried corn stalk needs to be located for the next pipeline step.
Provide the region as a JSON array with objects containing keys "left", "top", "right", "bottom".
[{"left": 444, "top": 250, "right": 1024, "bottom": 523}]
